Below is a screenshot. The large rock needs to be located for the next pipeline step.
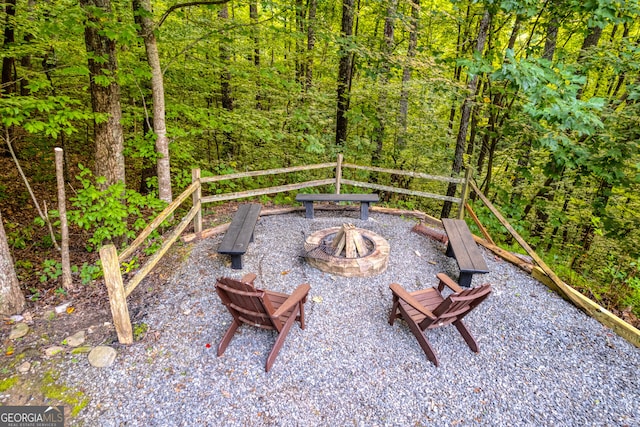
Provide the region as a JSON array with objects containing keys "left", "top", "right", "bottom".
[{"left": 88, "top": 346, "right": 117, "bottom": 368}]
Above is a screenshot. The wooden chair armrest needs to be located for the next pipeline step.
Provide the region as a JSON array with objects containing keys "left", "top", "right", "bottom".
[
  {"left": 436, "top": 273, "right": 463, "bottom": 293},
  {"left": 389, "top": 283, "right": 436, "bottom": 319},
  {"left": 273, "top": 283, "right": 311, "bottom": 318},
  {"left": 241, "top": 273, "right": 257, "bottom": 284}
]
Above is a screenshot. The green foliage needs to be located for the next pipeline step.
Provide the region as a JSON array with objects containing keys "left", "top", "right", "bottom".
[
  {"left": 67, "top": 165, "right": 166, "bottom": 251},
  {"left": 77, "top": 262, "right": 103, "bottom": 285},
  {"left": 39, "top": 260, "right": 62, "bottom": 283}
]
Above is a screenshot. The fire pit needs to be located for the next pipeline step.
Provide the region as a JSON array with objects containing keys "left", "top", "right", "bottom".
[{"left": 304, "top": 223, "right": 390, "bottom": 277}]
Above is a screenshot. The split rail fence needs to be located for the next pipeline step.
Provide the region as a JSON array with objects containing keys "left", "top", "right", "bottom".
[{"left": 99, "top": 155, "right": 640, "bottom": 348}]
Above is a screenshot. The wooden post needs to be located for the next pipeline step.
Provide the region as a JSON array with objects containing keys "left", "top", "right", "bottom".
[
  {"left": 457, "top": 167, "right": 472, "bottom": 219},
  {"left": 335, "top": 154, "right": 343, "bottom": 194},
  {"left": 54, "top": 148, "right": 72, "bottom": 289},
  {"left": 100, "top": 244, "right": 133, "bottom": 344},
  {"left": 192, "top": 168, "right": 202, "bottom": 234}
]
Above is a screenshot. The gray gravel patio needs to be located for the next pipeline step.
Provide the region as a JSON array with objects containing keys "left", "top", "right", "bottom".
[{"left": 61, "top": 211, "right": 640, "bottom": 426}]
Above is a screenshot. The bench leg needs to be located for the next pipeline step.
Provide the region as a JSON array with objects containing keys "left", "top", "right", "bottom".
[
  {"left": 304, "top": 202, "right": 314, "bottom": 219},
  {"left": 445, "top": 242, "right": 454, "bottom": 258},
  {"left": 230, "top": 254, "right": 243, "bottom": 270},
  {"left": 360, "top": 202, "right": 370, "bottom": 220},
  {"left": 458, "top": 272, "right": 473, "bottom": 288}
]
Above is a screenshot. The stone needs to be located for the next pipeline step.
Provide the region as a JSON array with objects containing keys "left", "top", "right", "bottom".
[
  {"left": 17, "top": 361, "right": 31, "bottom": 373},
  {"left": 9, "top": 323, "right": 29, "bottom": 340},
  {"left": 44, "top": 346, "right": 64, "bottom": 357},
  {"left": 65, "top": 331, "right": 85, "bottom": 347},
  {"left": 88, "top": 346, "right": 117, "bottom": 368}
]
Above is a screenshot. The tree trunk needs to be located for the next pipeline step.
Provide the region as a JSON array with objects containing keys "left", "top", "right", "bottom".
[
  {"left": 219, "top": 4, "right": 233, "bottom": 112},
  {"left": 1, "top": 0, "right": 17, "bottom": 96},
  {"left": 0, "top": 210, "right": 25, "bottom": 315},
  {"left": 397, "top": 0, "right": 419, "bottom": 151},
  {"left": 305, "top": 0, "right": 317, "bottom": 92},
  {"left": 295, "top": 0, "right": 306, "bottom": 84},
  {"left": 448, "top": 2, "right": 472, "bottom": 133},
  {"left": 80, "top": 0, "right": 125, "bottom": 187},
  {"left": 372, "top": 0, "right": 397, "bottom": 167},
  {"left": 542, "top": 14, "right": 558, "bottom": 61},
  {"left": 249, "top": 1, "right": 263, "bottom": 108},
  {"left": 441, "top": 9, "right": 491, "bottom": 218},
  {"left": 335, "top": 0, "right": 355, "bottom": 147},
  {"left": 133, "top": 0, "right": 172, "bottom": 203}
]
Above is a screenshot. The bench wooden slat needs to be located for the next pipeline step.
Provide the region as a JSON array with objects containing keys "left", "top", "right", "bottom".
[
  {"left": 218, "top": 204, "right": 262, "bottom": 269},
  {"left": 295, "top": 193, "right": 379, "bottom": 202},
  {"left": 441, "top": 218, "right": 489, "bottom": 287},
  {"left": 295, "top": 193, "right": 379, "bottom": 220}
]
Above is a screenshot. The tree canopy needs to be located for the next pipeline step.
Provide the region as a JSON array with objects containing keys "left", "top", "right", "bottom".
[{"left": 1, "top": 0, "right": 639, "bottom": 320}]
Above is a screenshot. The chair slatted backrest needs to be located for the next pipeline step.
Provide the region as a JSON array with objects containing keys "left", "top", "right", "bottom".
[
  {"left": 422, "top": 284, "right": 492, "bottom": 330},
  {"left": 216, "top": 277, "right": 282, "bottom": 331}
]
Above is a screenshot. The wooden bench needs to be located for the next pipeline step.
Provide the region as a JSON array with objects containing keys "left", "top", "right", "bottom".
[
  {"left": 441, "top": 218, "right": 489, "bottom": 288},
  {"left": 295, "top": 193, "right": 379, "bottom": 220},
  {"left": 218, "top": 203, "right": 262, "bottom": 269}
]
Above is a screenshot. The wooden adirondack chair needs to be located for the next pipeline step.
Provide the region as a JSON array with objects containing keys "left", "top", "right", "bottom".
[
  {"left": 388, "top": 273, "right": 492, "bottom": 367},
  {"left": 215, "top": 273, "right": 310, "bottom": 372}
]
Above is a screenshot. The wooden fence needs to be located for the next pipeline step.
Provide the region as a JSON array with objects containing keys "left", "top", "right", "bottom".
[
  {"left": 100, "top": 155, "right": 471, "bottom": 344},
  {"left": 99, "top": 154, "right": 640, "bottom": 348}
]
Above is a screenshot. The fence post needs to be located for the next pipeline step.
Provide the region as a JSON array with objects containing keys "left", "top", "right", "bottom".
[
  {"left": 335, "top": 154, "right": 343, "bottom": 194},
  {"left": 192, "top": 168, "right": 202, "bottom": 234},
  {"left": 457, "top": 167, "right": 473, "bottom": 220},
  {"left": 100, "top": 244, "right": 133, "bottom": 344}
]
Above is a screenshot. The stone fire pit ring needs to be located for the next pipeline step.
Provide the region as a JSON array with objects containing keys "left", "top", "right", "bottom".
[{"left": 304, "top": 226, "right": 390, "bottom": 277}]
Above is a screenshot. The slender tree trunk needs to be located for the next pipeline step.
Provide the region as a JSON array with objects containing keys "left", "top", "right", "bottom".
[
  {"left": 133, "top": 0, "right": 172, "bottom": 203},
  {"left": 441, "top": 9, "right": 491, "bottom": 218},
  {"left": 295, "top": 0, "right": 306, "bottom": 84},
  {"left": 448, "top": 2, "right": 472, "bottom": 133},
  {"left": 19, "top": 0, "right": 35, "bottom": 97},
  {"left": 80, "top": 0, "right": 125, "bottom": 187},
  {"left": 249, "top": 1, "right": 263, "bottom": 108},
  {"left": 576, "top": 25, "right": 602, "bottom": 100},
  {"left": 0, "top": 209, "right": 25, "bottom": 315},
  {"left": 371, "top": 0, "right": 397, "bottom": 166},
  {"left": 305, "top": 0, "right": 317, "bottom": 92},
  {"left": 219, "top": 5, "right": 233, "bottom": 112},
  {"left": 335, "top": 0, "right": 355, "bottom": 146},
  {"left": 397, "top": 0, "right": 419, "bottom": 151},
  {"left": 1, "top": 0, "right": 17, "bottom": 96}
]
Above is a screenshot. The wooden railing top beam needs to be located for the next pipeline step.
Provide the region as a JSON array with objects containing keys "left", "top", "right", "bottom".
[
  {"left": 340, "top": 179, "right": 462, "bottom": 204},
  {"left": 200, "top": 163, "right": 336, "bottom": 183},
  {"left": 342, "top": 163, "right": 465, "bottom": 184},
  {"left": 118, "top": 180, "right": 199, "bottom": 262},
  {"left": 201, "top": 179, "right": 334, "bottom": 203}
]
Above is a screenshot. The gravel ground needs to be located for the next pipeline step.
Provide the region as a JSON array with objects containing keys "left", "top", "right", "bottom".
[{"left": 62, "top": 211, "right": 640, "bottom": 426}]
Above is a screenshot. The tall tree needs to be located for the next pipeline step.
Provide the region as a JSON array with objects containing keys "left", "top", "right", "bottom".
[
  {"left": 441, "top": 9, "right": 491, "bottom": 218},
  {"left": 133, "top": 0, "right": 172, "bottom": 203},
  {"left": 335, "top": 0, "right": 356, "bottom": 146},
  {"left": 305, "top": 0, "right": 317, "bottom": 92},
  {"left": 1, "top": 0, "right": 17, "bottom": 96},
  {"left": 0, "top": 210, "right": 25, "bottom": 315},
  {"left": 397, "top": 0, "right": 420, "bottom": 151},
  {"left": 371, "top": 0, "right": 397, "bottom": 166},
  {"left": 219, "top": 4, "right": 233, "bottom": 112},
  {"left": 80, "top": 0, "right": 125, "bottom": 187}
]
